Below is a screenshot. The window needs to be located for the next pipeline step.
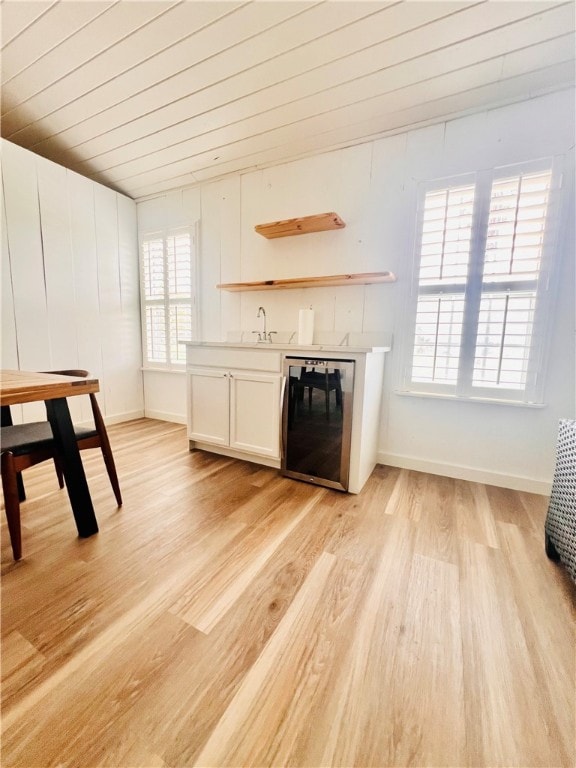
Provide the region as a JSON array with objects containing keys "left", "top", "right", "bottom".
[
  {"left": 406, "top": 160, "right": 559, "bottom": 403},
  {"left": 140, "top": 227, "right": 197, "bottom": 367}
]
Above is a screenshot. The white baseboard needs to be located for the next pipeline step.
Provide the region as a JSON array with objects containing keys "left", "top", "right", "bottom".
[
  {"left": 103, "top": 410, "right": 145, "bottom": 426},
  {"left": 76, "top": 410, "right": 145, "bottom": 428},
  {"left": 377, "top": 451, "right": 552, "bottom": 496},
  {"left": 143, "top": 409, "right": 187, "bottom": 425}
]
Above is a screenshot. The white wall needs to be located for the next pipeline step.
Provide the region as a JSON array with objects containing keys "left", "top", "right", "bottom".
[
  {"left": 1, "top": 139, "right": 144, "bottom": 424},
  {"left": 138, "top": 89, "right": 575, "bottom": 493}
]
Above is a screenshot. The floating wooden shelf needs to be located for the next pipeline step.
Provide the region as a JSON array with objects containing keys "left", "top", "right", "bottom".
[
  {"left": 255, "top": 212, "right": 345, "bottom": 238},
  {"left": 217, "top": 271, "right": 396, "bottom": 292}
]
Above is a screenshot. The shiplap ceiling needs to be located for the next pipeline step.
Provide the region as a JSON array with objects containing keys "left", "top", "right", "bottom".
[{"left": 1, "top": 1, "right": 574, "bottom": 200}]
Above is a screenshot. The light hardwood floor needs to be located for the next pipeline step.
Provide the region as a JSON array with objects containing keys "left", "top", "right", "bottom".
[{"left": 1, "top": 418, "right": 574, "bottom": 767}]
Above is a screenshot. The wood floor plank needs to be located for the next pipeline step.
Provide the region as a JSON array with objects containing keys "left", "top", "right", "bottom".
[
  {"left": 517, "top": 489, "right": 552, "bottom": 536},
  {"left": 412, "top": 473, "right": 459, "bottom": 565},
  {"left": 135, "top": 484, "right": 347, "bottom": 766},
  {"left": 458, "top": 537, "right": 572, "bottom": 767},
  {"left": 364, "top": 552, "right": 466, "bottom": 767},
  {"left": 485, "top": 483, "right": 540, "bottom": 533},
  {"left": 455, "top": 479, "right": 500, "bottom": 549},
  {"left": 355, "top": 551, "right": 465, "bottom": 767},
  {"left": 3, "top": 611, "right": 199, "bottom": 767},
  {"left": 85, "top": 733, "right": 169, "bottom": 768},
  {"left": 323, "top": 463, "right": 402, "bottom": 563},
  {"left": 193, "top": 550, "right": 361, "bottom": 768},
  {"left": 383, "top": 468, "right": 429, "bottom": 521},
  {"left": 170, "top": 486, "right": 324, "bottom": 633},
  {"left": 1, "top": 630, "right": 46, "bottom": 702},
  {"left": 1, "top": 512, "right": 245, "bottom": 713},
  {"left": 497, "top": 520, "right": 575, "bottom": 765},
  {"left": 300, "top": 514, "right": 418, "bottom": 768},
  {"left": 1, "top": 419, "right": 574, "bottom": 768}
]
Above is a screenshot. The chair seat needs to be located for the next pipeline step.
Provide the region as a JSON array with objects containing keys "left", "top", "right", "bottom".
[{"left": 1, "top": 422, "right": 98, "bottom": 456}]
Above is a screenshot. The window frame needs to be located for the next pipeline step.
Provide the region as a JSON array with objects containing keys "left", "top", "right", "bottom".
[
  {"left": 401, "top": 157, "right": 563, "bottom": 405},
  {"left": 139, "top": 225, "right": 199, "bottom": 370}
]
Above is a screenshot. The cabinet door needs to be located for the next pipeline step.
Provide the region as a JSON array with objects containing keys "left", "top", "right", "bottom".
[
  {"left": 187, "top": 367, "right": 229, "bottom": 446},
  {"left": 229, "top": 372, "right": 282, "bottom": 458}
]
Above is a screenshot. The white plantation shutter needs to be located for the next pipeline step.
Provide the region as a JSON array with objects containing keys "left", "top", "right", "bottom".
[
  {"left": 145, "top": 305, "right": 167, "bottom": 363},
  {"left": 142, "top": 236, "right": 166, "bottom": 364},
  {"left": 482, "top": 172, "right": 551, "bottom": 283},
  {"left": 418, "top": 185, "right": 475, "bottom": 286},
  {"left": 472, "top": 292, "right": 537, "bottom": 389},
  {"left": 412, "top": 184, "right": 475, "bottom": 385},
  {"left": 168, "top": 232, "right": 192, "bottom": 297},
  {"left": 141, "top": 227, "right": 196, "bottom": 367},
  {"left": 142, "top": 237, "right": 165, "bottom": 299},
  {"left": 472, "top": 170, "right": 551, "bottom": 391},
  {"left": 408, "top": 161, "right": 557, "bottom": 403},
  {"left": 412, "top": 295, "right": 465, "bottom": 384}
]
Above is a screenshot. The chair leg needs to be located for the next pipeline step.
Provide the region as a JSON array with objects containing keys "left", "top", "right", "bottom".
[
  {"left": 90, "top": 395, "right": 122, "bottom": 507},
  {"left": 98, "top": 438, "right": 122, "bottom": 507},
  {"left": 2, "top": 452, "right": 23, "bottom": 560}
]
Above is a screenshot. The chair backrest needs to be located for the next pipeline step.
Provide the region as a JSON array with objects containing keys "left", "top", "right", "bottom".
[{"left": 46, "top": 369, "right": 90, "bottom": 379}]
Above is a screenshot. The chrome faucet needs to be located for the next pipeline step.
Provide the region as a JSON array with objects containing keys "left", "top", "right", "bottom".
[
  {"left": 257, "top": 306, "right": 267, "bottom": 338},
  {"left": 252, "top": 306, "right": 267, "bottom": 342},
  {"left": 252, "top": 306, "right": 277, "bottom": 342}
]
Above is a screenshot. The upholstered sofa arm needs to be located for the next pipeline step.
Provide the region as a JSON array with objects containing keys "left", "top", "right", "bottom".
[{"left": 545, "top": 419, "right": 576, "bottom": 583}]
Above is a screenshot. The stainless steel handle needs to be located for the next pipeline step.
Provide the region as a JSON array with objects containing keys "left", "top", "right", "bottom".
[{"left": 280, "top": 375, "right": 286, "bottom": 459}]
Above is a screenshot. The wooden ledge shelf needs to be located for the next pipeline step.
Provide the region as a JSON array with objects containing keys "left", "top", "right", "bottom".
[
  {"left": 255, "top": 212, "right": 345, "bottom": 238},
  {"left": 217, "top": 271, "right": 396, "bottom": 292}
]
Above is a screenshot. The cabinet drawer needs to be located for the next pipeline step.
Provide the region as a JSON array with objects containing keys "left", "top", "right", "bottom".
[{"left": 187, "top": 346, "right": 282, "bottom": 372}]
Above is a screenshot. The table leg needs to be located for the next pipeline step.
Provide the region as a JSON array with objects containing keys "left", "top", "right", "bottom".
[{"left": 45, "top": 397, "right": 99, "bottom": 537}]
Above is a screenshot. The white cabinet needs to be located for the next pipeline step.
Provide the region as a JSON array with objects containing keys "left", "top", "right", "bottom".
[
  {"left": 185, "top": 341, "right": 388, "bottom": 489},
  {"left": 187, "top": 366, "right": 282, "bottom": 459},
  {"left": 230, "top": 371, "right": 282, "bottom": 457},
  {"left": 187, "top": 367, "right": 230, "bottom": 446}
]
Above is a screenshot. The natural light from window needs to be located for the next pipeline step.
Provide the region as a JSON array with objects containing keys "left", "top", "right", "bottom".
[
  {"left": 141, "top": 228, "right": 195, "bottom": 367},
  {"left": 410, "top": 165, "right": 553, "bottom": 401}
]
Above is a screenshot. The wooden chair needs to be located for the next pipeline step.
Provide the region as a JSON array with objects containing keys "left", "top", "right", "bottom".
[
  {"left": 298, "top": 367, "right": 342, "bottom": 418},
  {"left": 1, "top": 370, "right": 122, "bottom": 560}
]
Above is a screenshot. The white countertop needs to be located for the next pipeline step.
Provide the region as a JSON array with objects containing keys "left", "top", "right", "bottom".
[{"left": 184, "top": 341, "right": 391, "bottom": 354}]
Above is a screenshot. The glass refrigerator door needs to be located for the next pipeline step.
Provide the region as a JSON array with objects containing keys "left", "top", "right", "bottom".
[{"left": 283, "top": 359, "right": 354, "bottom": 491}]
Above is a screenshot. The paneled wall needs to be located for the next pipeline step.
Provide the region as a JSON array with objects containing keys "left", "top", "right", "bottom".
[
  {"left": 1, "top": 139, "right": 144, "bottom": 424},
  {"left": 141, "top": 89, "right": 575, "bottom": 492}
]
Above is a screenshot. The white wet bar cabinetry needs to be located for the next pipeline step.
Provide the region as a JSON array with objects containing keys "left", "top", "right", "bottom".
[
  {"left": 186, "top": 346, "right": 283, "bottom": 461},
  {"left": 185, "top": 342, "right": 389, "bottom": 493}
]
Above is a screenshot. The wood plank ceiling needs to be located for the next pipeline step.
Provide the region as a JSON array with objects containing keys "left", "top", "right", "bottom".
[{"left": 1, "top": 1, "right": 574, "bottom": 200}]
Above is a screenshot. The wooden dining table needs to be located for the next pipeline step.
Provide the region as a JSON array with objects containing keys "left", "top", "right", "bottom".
[{"left": 0, "top": 370, "right": 100, "bottom": 538}]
